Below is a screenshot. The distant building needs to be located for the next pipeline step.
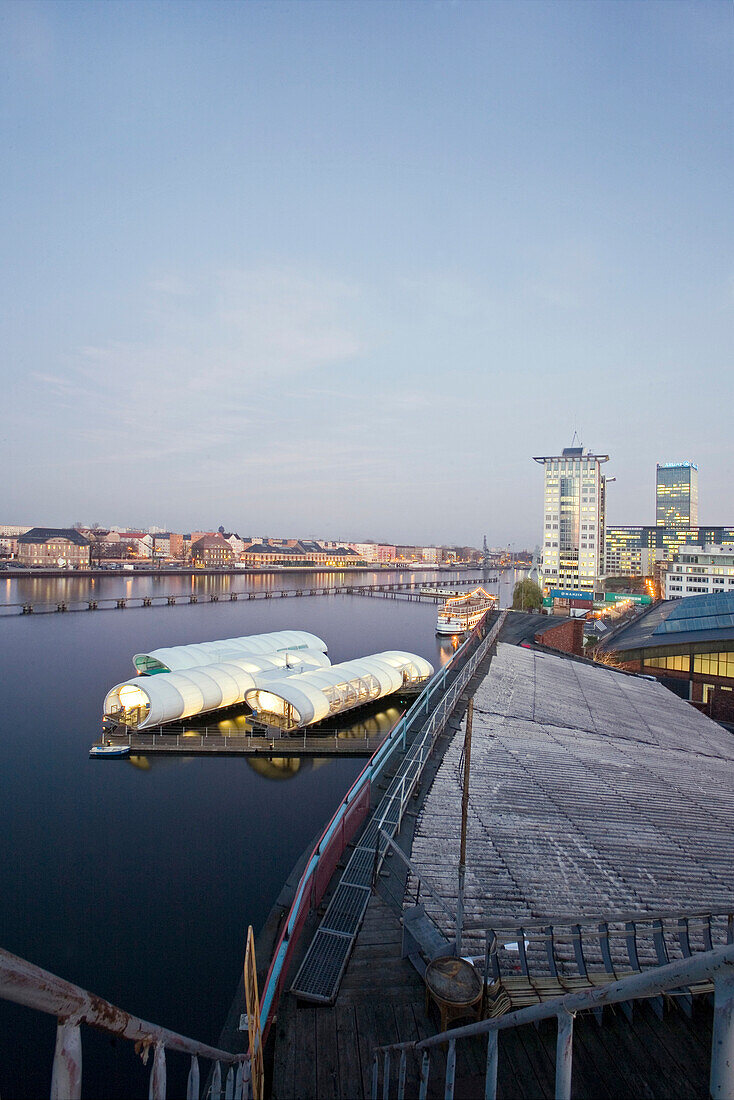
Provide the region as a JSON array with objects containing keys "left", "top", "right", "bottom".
[
  {"left": 191, "top": 534, "right": 235, "bottom": 567},
  {"left": 604, "top": 525, "right": 734, "bottom": 577},
  {"left": 223, "top": 533, "right": 246, "bottom": 556},
  {"left": 656, "top": 461, "right": 698, "bottom": 529},
  {"left": 665, "top": 546, "right": 734, "bottom": 599},
  {"left": 241, "top": 541, "right": 364, "bottom": 567},
  {"left": 534, "top": 446, "right": 609, "bottom": 595},
  {"left": 394, "top": 546, "right": 423, "bottom": 561},
  {"left": 350, "top": 543, "right": 396, "bottom": 564},
  {"left": 122, "top": 533, "right": 154, "bottom": 558},
  {"left": 17, "top": 528, "right": 91, "bottom": 569},
  {"left": 604, "top": 527, "right": 655, "bottom": 577},
  {"left": 0, "top": 524, "right": 32, "bottom": 555}
]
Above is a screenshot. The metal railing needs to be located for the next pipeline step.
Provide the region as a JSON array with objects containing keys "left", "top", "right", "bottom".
[
  {"left": 97, "top": 729, "right": 386, "bottom": 755},
  {"left": 257, "top": 610, "right": 506, "bottom": 1035},
  {"left": 287, "top": 612, "right": 508, "bottom": 1005},
  {"left": 371, "top": 944, "right": 734, "bottom": 1100},
  {"left": 0, "top": 946, "right": 246, "bottom": 1099}
]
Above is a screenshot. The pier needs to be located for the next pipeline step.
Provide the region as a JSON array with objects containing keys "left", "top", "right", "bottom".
[
  {"left": 4, "top": 576, "right": 498, "bottom": 617},
  {"left": 91, "top": 729, "right": 388, "bottom": 757}
]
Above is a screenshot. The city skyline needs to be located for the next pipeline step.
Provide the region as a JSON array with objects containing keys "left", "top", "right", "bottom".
[{"left": 2, "top": 1, "right": 732, "bottom": 544}]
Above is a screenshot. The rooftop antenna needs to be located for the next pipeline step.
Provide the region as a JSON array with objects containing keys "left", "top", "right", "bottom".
[{"left": 571, "top": 428, "right": 582, "bottom": 449}]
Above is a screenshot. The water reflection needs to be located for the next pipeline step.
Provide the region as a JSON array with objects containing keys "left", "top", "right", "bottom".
[
  {"left": 0, "top": 566, "right": 497, "bottom": 611},
  {"left": 128, "top": 754, "right": 151, "bottom": 770},
  {"left": 246, "top": 755, "right": 303, "bottom": 780}
]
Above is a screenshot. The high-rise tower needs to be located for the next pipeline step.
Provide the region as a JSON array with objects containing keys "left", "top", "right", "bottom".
[
  {"left": 656, "top": 462, "right": 698, "bottom": 528},
  {"left": 534, "top": 446, "right": 609, "bottom": 594}
]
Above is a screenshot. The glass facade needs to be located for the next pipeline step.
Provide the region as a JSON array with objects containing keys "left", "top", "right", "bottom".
[
  {"left": 656, "top": 462, "right": 698, "bottom": 528},
  {"left": 643, "top": 654, "right": 690, "bottom": 672},
  {"left": 604, "top": 525, "right": 734, "bottom": 576},
  {"left": 535, "top": 447, "right": 608, "bottom": 593},
  {"left": 693, "top": 651, "right": 734, "bottom": 679}
]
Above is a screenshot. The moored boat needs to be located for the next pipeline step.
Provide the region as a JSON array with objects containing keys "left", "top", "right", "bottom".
[
  {"left": 436, "top": 587, "right": 497, "bottom": 635},
  {"left": 90, "top": 743, "right": 130, "bottom": 758}
]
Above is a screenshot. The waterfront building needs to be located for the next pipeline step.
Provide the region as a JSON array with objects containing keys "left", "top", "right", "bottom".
[
  {"left": 533, "top": 445, "right": 609, "bottom": 595},
  {"left": 596, "top": 591, "right": 734, "bottom": 720},
  {"left": 240, "top": 541, "right": 364, "bottom": 568},
  {"left": 349, "top": 543, "right": 397, "bottom": 564},
  {"left": 656, "top": 461, "right": 698, "bottom": 528},
  {"left": 16, "top": 527, "right": 90, "bottom": 568},
  {"left": 665, "top": 545, "right": 734, "bottom": 599},
  {"left": 191, "top": 533, "right": 235, "bottom": 566}
]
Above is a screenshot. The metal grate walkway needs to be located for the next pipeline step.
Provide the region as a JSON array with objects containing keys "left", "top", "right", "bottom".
[{"left": 290, "top": 612, "right": 506, "bottom": 1004}]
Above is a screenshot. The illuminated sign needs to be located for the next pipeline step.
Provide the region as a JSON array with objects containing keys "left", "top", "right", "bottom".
[
  {"left": 550, "top": 588, "right": 591, "bottom": 600},
  {"left": 603, "top": 593, "right": 652, "bottom": 605}
]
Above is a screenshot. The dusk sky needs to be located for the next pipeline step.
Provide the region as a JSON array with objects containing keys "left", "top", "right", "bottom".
[{"left": 2, "top": 0, "right": 731, "bottom": 547}]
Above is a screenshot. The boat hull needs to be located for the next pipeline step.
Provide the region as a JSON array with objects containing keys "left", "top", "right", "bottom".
[{"left": 90, "top": 744, "right": 130, "bottom": 758}]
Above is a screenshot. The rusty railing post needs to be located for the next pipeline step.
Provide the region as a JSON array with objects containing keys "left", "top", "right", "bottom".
[
  {"left": 50, "top": 1018, "right": 82, "bottom": 1100},
  {"left": 149, "top": 1040, "right": 166, "bottom": 1099},
  {"left": 710, "top": 966, "right": 734, "bottom": 1099},
  {"left": 186, "top": 1054, "right": 200, "bottom": 1099},
  {"left": 555, "top": 1009, "right": 574, "bottom": 1100}
]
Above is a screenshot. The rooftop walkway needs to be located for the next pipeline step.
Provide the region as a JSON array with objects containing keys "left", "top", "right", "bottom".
[
  {"left": 270, "top": 626, "right": 732, "bottom": 1097},
  {"left": 272, "top": 889, "right": 715, "bottom": 1099}
]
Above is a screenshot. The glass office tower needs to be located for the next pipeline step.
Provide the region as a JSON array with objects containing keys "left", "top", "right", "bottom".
[
  {"left": 656, "top": 462, "right": 698, "bottom": 528},
  {"left": 534, "top": 446, "right": 609, "bottom": 593}
]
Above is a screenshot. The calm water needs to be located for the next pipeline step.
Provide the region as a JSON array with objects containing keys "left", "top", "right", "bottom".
[{"left": 0, "top": 567, "right": 522, "bottom": 1097}]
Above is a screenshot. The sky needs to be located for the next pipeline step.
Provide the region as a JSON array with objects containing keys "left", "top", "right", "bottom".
[{"left": 1, "top": 0, "right": 731, "bottom": 547}]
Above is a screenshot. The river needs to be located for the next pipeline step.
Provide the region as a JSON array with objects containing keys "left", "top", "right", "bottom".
[{"left": 0, "top": 567, "right": 525, "bottom": 1097}]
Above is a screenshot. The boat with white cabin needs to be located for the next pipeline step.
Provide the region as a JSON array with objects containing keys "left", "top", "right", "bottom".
[{"left": 436, "top": 587, "right": 497, "bottom": 635}]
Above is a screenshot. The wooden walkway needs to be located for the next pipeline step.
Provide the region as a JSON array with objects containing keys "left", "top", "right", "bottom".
[
  {"left": 91, "top": 730, "right": 384, "bottom": 756},
  {"left": 272, "top": 892, "right": 714, "bottom": 1099},
  {"left": 270, "top": 630, "right": 718, "bottom": 1098}
]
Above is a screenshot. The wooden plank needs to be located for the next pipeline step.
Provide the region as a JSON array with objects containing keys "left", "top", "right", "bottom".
[
  {"left": 335, "top": 1004, "right": 364, "bottom": 1100},
  {"left": 392, "top": 1003, "right": 422, "bottom": 1097},
  {"left": 647, "top": 1000, "right": 712, "bottom": 1088},
  {"left": 294, "top": 1006, "right": 318, "bottom": 1100},
  {"left": 410, "top": 1000, "right": 448, "bottom": 1097},
  {"left": 571, "top": 1016, "right": 629, "bottom": 1100},
  {"left": 513, "top": 1021, "right": 554, "bottom": 1100},
  {"left": 272, "top": 993, "right": 297, "bottom": 1100},
  {"left": 590, "top": 1008, "right": 658, "bottom": 1099},
  {"left": 355, "top": 1003, "right": 382, "bottom": 1100},
  {"left": 624, "top": 1004, "right": 707, "bottom": 1099},
  {"left": 315, "top": 1008, "right": 340, "bottom": 1100}
]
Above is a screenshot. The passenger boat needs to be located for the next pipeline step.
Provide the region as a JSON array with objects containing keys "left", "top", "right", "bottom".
[
  {"left": 436, "top": 587, "right": 497, "bottom": 635},
  {"left": 89, "top": 743, "right": 130, "bottom": 758}
]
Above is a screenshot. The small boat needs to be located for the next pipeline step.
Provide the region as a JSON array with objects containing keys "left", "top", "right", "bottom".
[
  {"left": 90, "top": 743, "right": 130, "bottom": 758},
  {"left": 436, "top": 587, "right": 497, "bottom": 635}
]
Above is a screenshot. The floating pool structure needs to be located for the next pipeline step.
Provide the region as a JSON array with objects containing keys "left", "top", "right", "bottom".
[
  {"left": 104, "top": 631, "right": 432, "bottom": 732},
  {"left": 104, "top": 649, "right": 330, "bottom": 730},
  {"left": 245, "top": 651, "right": 434, "bottom": 729},
  {"left": 132, "top": 629, "right": 327, "bottom": 674}
]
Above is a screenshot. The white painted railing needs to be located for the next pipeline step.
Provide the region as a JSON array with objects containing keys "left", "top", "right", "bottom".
[
  {"left": 372, "top": 944, "right": 734, "bottom": 1100},
  {"left": 0, "top": 947, "right": 246, "bottom": 1099}
]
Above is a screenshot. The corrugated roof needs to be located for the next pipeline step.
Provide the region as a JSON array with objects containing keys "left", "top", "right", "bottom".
[{"left": 410, "top": 643, "right": 734, "bottom": 955}]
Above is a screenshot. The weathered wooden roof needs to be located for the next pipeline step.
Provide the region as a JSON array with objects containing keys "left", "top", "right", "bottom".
[{"left": 411, "top": 643, "right": 734, "bottom": 949}]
